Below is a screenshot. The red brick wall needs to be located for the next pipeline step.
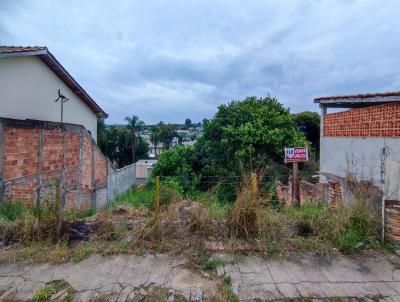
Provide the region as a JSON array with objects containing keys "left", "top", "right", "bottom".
[
  {"left": 1, "top": 119, "right": 109, "bottom": 210},
  {"left": 385, "top": 201, "right": 400, "bottom": 242},
  {"left": 3, "top": 128, "right": 39, "bottom": 180},
  {"left": 324, "top": 103, "right": 400, "bottom": 137}
]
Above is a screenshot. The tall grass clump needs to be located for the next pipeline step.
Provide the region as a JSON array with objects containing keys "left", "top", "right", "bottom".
[
  {"left": 227, "top": 182, "right": 379, "bottom": 254},
  {"left": 228, "top": 185, "right": 258, "bottom": 238},
  {"left": 0, "top": 201, "right": 61, "bottom": 244},
  {"left": 283, "top": 201, "right": 379, "bottom": 253}
]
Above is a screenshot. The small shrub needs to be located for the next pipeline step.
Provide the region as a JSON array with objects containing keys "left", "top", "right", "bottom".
[
  {"left": 32, "top": 285, "right": 56, "bottom": 302},
  {"left": 216, "top": 182, "right": 238, "bottom": 204},
  {"left": 160, "top": 181, "right": 182, "bottom": 208},
  {"left": 223, "top": 275, "right": 232, "bottom": 286},
  {"left": 197, "top": 249, "right": 225, "bottom": 272}
]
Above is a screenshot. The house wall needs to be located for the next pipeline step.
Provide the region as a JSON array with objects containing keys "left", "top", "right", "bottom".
[
  {"left": 0, "top": 118, "right": 137, "bottom": 210},
  {"left": 320, "top": 103, "right": 400, "bottom": 200},
  {"left": 0, "top": 56, "right": 98, "bottom": 141}
]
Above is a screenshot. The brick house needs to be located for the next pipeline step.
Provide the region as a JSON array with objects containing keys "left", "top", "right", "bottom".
[
  {"left": 315, "top": 92, "right": 400, "bottom": 241},
  {"left": 0, "top": 46, "right": 107, "bottom": 141},
  {"left": 315, "top": 92, "right": 400, "bottom": 198},
  {"left": 0, "top": 47, "right": 137, "bottom": 210}
]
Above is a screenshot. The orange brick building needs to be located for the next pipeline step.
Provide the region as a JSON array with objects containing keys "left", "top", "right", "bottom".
[
  {"left": 0, "top": 47, "right": 137, "bottom": 210},
  {"left": 315, "top": 92, "right": 400, "bottom": 241}
]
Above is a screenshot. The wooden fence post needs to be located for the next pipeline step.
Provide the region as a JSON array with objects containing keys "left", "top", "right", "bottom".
[
  {"left": 251, "top": 172, "right": 258, "bottom": 205},
  {"left": 155, "top": 176, "right": 160, "bottom": 219},
  {"left": 292, "top": 162, "right": 300, "bottom": 207}
]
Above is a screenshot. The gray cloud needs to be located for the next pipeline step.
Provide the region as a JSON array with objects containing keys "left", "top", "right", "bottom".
[{"left": 1, "top": 0, "right": 399, "bottom": 124}]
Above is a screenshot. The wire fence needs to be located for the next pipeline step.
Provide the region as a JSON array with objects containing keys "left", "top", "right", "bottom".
[{"left": 115, "top": 173, "right": 282, "bottom": 208}]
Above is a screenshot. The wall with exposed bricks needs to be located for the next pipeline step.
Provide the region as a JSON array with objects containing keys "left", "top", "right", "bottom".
[
  {"left": 320, "top": 103, "right": 400, "bottom": 199},
  {"left": 0, "top": 118, "right": 137, "bottom": 210},
  {"left": 385, "top": 201, "right": 400, "bottom": 242},
  {"left": 323, "top": 103, "right": 400, "bottom": 137}
]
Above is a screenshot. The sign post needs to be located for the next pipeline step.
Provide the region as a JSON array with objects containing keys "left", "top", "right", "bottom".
[{"left": 284, "top": 147, "right": 308, "bottom": 207}]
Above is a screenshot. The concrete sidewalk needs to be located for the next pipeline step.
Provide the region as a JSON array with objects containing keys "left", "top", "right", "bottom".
[{"left": 0, "top": 251, "right": 400, "bottom": 301}]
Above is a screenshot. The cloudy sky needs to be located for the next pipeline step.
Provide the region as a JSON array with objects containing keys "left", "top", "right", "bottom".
[{"left": 1, "top": 0, "right": 399, "bottom": 124}]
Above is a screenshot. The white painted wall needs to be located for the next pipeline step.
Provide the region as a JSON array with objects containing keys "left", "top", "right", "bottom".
[
  {"left": 0, "top": 56, "right": 97, "bottom": 140},
  {"left": 320, "top": 136, "right": 400, "bottom": 199}
]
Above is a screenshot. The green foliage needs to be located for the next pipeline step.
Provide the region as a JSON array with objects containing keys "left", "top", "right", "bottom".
[
  {"left": 216, "top": 182, "right": 238, "bottom": 204},
  {"left": 152, "top": 146, "right": 201, "bottom": 193},
  {"left": 202, "top": 96, "right": 307, "bottom": 175},
  {"left": 283, "top": 202, "right": 378, "bottom": 253},
  {"left": 223, "top": 275, "right": 232, "bottom": 286},
  {"left": 292, "top": 111, "right": 320, "bottom": 157},
  {"left": 159, "top": 178, "right": 183, "bottom": 207},
  {"left": 157, "top": 122, "right": 178, "bottom": 150},
  {"left": 97, "top": 118, "right": 149, "bottom": 168},
  {"left": 71, "top": 244, "right": 92, "bottom": 263},
  {"left": 32, "top": 280, "right": 75, "bottom": 302},
  {"left": 0, "top": 201, "right": 26, "bottom": 222},
  {"left": 32, "top": 285, "right": 56, "bottom": 302},
  {"left": 64, "top": 208, "right": 95, "bottom": 220},
  {"left": 113, "top": 186, "right": 155, "bottom": 208},
  {"left": 185, "top": 118, "right": 192, "bottom": 129},
  {"left": 197, "top": 249, "right": 225, "bottom": 271}
]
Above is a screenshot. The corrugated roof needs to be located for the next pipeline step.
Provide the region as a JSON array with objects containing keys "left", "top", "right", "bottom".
[
  {"left": 0, "top": 46, "right": 107, "bottom": 118},
  {"left": 314, "top": 91, "right": 400, "bottom": 108}
]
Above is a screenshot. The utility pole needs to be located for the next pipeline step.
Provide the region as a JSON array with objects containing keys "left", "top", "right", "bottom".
[{"left": 54, "top": 89, "right": 69, "bottom": 123}]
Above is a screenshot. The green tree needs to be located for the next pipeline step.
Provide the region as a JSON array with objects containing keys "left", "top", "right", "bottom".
[
  {"left": 157, "top": 122, "right": 177, "bottom": 150},
  {"left": 292, "top": 111, "right": 320, "bottom": 157},
  {"left": 125, "top": 115, "right": 145, "bottom": 163},
  {"left": 97, "top": 118, "right": 108, "bottom": 152},
  {"left": 152, "top": 145, "right": 201, "bottom": 192},
  {"left": 185, "top": 118, "right": 192, "bottom": 129},
  {"left": 135, "top": 137, "right": 149, "bottom": 161},
  {"left": 202, "top": 96, "right": 307, "bottom": 175}
]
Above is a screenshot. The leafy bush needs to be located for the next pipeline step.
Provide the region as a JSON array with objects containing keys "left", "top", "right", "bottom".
[
  {"left": 196, "top": 249, "right": 225, "bottom": 271},
  {"left": 160, "top": 178, "right": 183, "bottom": 207},
  {"left": 152, "top": 146, "right": 201, "bottom": 193}
]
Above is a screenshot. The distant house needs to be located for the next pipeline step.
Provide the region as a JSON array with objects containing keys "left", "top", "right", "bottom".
[
  {"left": 0, "top": 46, "right": 107, "bottom": 141},
  {"left": 315, "top": 91, "right": 400, "bottom": 201},
  {"left": 135, "top": 159, "right": 157, "bottom": 180},
  {"left": 140, "top": 132, "right": 179, "bottom": 157}
]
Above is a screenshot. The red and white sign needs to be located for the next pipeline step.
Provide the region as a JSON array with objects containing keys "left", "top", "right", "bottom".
[{"left": 284, "top": 147, "right": 308, "bottom": 163}]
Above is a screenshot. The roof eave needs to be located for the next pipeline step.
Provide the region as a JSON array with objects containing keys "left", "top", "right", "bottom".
[
  {"left": 0, "top": 48, "right": 108, "bottom": 119},
  {"left": 39, "top": 51, "right": 108, "bottom": 118},
  {"left": 314, "top": 95, "right": 400, "bottom": 108}
]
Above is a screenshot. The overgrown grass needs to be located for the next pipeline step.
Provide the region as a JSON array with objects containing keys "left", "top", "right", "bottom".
[
  {"left": 0, "top": 180, "right": 382, "bottom": 266},
  {"left": 193, "top": 191, "right": 229, "bottom": 221},
  {"left": 112, "top": 185, "right": 155, "bottom": 208},
  {"left": 0, "top": 201, "right": 26, "bottom": 222},
  {"left": 32, "top": 280, "right": 75, "bottom": 302}
]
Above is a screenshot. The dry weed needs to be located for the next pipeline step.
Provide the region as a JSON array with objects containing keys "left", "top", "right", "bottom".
[{"left": 228, "top": 185, "right": 258, "bottom": 238}]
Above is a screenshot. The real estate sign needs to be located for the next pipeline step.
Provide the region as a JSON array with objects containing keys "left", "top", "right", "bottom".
[{"left": 284, "top": 147, "right": 308, "bottom": 163}]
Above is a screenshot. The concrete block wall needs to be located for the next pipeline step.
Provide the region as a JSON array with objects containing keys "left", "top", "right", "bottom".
[
  {"left": 324, "top": 103, "right": 400, "bottom": 137},
  {"left": 0, "top": 118, "right": 137, "bottom": 210}
]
